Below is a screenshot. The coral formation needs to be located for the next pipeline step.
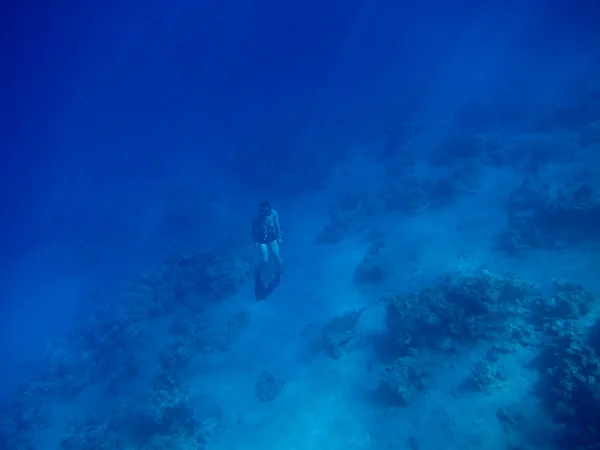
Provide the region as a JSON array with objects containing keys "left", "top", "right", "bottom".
[
  {"left": 256, "top": 370, "right": 286, "bottom": 403},
  {"left": 379, "top": 357, "right": 430, "bottom": 406},
  {"left": 530, "top": 280, "right": 593, "bottom": 325},
  {"left": 0, "top": 391, "right": 51, "bottom": 450},
  {"left": 310, "top": 307, "right": 366, "bottom": 359},
  {"left": 0, "top": 244, "right": 251, "bottom": 449},
  {"left": 465, "top": 358, "right": 506, "bottom": 393},
  {"left": 384, "top": 271, "right": 534, "bottom": 355},
  {"left": 377, "top": 175, "right": 427, "bottom": 215},
  {"left": 137, "top": 247, "right": 251, "bottom": 311},
  {"left": 158, "top": 339, "right": 196, "bottom": 372},
  {"left": 535, "top": 322, "right": 600, "bottom": 449},
  {"left": 169, "top": 310, "right": 250, "bottom": 355},
  {"left": 500, "top": 174, "right": 600, "bottom": 253},
  {"left": 21, "top": 303, "right": 147, "bottom": 401},
  {"left": 60, "top": 371, "right": 219, "bottom": 450},
  {"left": 354, "top": 241, "right": 390, "bottom": 284},
  {"left": 433, "top": 132, "right": 578, "bottom": 170}
]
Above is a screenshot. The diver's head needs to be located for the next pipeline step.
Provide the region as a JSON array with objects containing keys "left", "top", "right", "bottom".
[{"left": 259, "top": 200, "right": 272, "bottom": 216}]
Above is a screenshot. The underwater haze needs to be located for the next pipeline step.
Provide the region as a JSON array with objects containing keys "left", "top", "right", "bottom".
[{"left": 1, "top": 0, "right": 600, "bottom": 448}]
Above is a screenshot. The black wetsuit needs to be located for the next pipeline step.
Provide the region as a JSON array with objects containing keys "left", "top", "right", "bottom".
[{"left": 256, "top": 230, "right": 277, "bottom": 244}]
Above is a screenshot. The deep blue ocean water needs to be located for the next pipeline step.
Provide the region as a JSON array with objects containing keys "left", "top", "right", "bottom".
[{"left": 1, "top": 1, "right": 600, "bottom": 449}]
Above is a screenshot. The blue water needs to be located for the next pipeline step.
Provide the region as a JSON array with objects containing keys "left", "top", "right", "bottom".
[{"left": 1, "top": 1, "right": 600, "bottom": 449}]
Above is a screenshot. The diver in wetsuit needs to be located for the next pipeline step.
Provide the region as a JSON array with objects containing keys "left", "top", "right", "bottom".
[{"left": 252, "top": 200, "right": 282, "bottom": 300}]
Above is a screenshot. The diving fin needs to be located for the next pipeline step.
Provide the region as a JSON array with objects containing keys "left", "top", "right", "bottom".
[{"left": 254, "top": 265, "right": 281, "bottom": 301}]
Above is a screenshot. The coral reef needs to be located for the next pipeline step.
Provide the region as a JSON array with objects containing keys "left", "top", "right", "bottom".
[
  {"left": 256, "top": 370, "right": 286, "bottom": 402},
  {"left": 378, "top": 164, "right": 481, "bottom": 214},
  {"left": 60, "top": 371, "right": 220, "bottom": 450},
  {"left": 535, "top": 321, "right": 600, "bottom": 449},
  {"left": 21, "top": 302, "right": 146, "bottom": 402},
  {"left": 433, "top": 132, "right": 578, "bottom": 171},
  {"left": 384, "top": 271, "right": 534, "bottom": 355},
  {"left": 425, "top": 173, "right": 473, "bottom": 209},
  {"left": 160, "top": 309, "right": 250, "bottom": 380},
  {"left": 129, "top": 247, "right": 250, "bottom": 314},
  {"left": 496, "top": 406, "right": 523, "bottom": 433},
  {"left": 158, "top": 339, "right": 196, "bottom": 372},
  {"left": 495, "top": 405, "right": 541, "bottom": 450},
  {"left": 500, "top": 174, "right": 600, "bottom": 253},
  {"left": 1, "top": 245, "right": 248, "bottom": 449},
  {"left": 379, "top": 357, "right": 430, "bottom": 406},
  {"left": 465, "top": 358, "right": 506, "bottom": 393},
  {"left": 0, "top": 390, "right": 51, "bottom": 450},
  {"left": 529, "top": 280, "right": 593, "bottom": 326},
  {"left": 377, "top": 175, "right": 427, "bottom": 216},
  {"left": 169, "top": 310, "right": 250, "bottom": 355},
  {"left": 78, "top": 309, "right": 146, "bottom": 383},
  {"left": 60, "top": 414, "right": 123, "bottom": 450},
  {"left": 23, "top": 337, "right": 95, "bottom": 400},
  {"left": 310, "top": 307, "right": 366, "bottom": 359},
  {"left": 196, "top": 312, "right": 250, "bottom": 353},
  {"left": 144, "top": 371, "right": 194, "bottom": 428},
  {"left": 354, "top": 241, "right": 390, "bottom": 284}
]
